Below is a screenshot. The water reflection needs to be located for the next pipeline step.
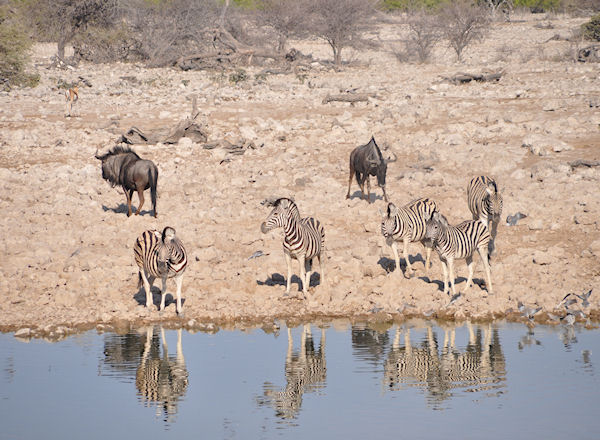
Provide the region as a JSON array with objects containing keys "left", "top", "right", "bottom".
[
  {"left": 258, "top": 325, "right": 327, "bottom": 421},
  {"left": 383, "top": 322, "right": 506, "bottom": 409},
  {"left": 101, "top": 326, "right": 188, "bottom": 423}
]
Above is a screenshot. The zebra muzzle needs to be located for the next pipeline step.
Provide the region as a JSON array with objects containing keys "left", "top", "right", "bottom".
[{"left": 260, "top": 222, "right": 270, "bottom": 234}]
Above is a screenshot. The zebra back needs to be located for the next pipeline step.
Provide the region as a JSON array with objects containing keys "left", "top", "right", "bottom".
[
  {"left": 134, "top": 227, "right": 187, "bottom": 281},
  {"left": 467, "top": 176, "right": 503, "bottom": 226},
  {"left": 261, "top": 198, "right": 324, "bottom": 260},
  {"left": 426, "top": 212, "right": 490, "bottom": 260},
  {"left": 381, "top": 197, "right": 438, "bottom": 244}
]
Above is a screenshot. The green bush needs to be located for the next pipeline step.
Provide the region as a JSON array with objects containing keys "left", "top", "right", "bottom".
[
  {"left": 582, "top": 14, "right": 600, "bottom": 41},
  {"left": 382, "top": 0, "right": 446, "bottom": 11},
  {"left": 0, "top": 5, "right": 36, "bottom": 89},
  {"left": 513, "top": 0, "right": 562, "bottom": 12},
  {"left": 229, "top": 68, "right": 248, "bottom": 84}
]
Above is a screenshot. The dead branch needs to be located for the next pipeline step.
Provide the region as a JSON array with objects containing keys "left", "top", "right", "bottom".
[
  {"left": 569, "top": 159, "right": 600, "bottom": 169},
  {"left": 322, "top": 93, "right": 375, "bottom": 104},
  {"left": 443, "top": 70, "right": 504, "bottom": 84}
]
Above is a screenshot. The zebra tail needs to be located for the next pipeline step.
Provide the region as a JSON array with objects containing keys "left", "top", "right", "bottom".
[{"left": 149, "top": 166, "right": 158, "bottom": 215}]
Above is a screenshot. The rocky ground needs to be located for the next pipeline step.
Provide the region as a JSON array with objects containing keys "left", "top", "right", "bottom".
[{"left": 1, "top": 14, "right": 599, "bottom": 339}]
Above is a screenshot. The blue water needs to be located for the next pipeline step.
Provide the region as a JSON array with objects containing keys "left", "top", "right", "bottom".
[{"left": 1, "top": 321, "right": 598, "bottom": 440}]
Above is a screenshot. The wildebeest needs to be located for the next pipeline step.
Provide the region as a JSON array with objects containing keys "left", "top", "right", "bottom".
[
  {"left": 95, "top": 145, "right": 158, "bottom": 217},
  {"left": 346, "top": 136, "right": 397, "bottom": 203}
]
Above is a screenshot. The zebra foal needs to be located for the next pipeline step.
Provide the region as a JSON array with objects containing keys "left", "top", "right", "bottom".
[
  {"left": 134, "top": 226, "right": 188, "bottom": 314},
  {"left": 380, "top": 197, "right": 438, "bottom": 278},
  {"left": 261, "top": 198, "right": 325, "bottom": 298},
  {"left": 424, "top": 211, "right": 493, "bottom": 297},
  {"left": 467, "top": 176, "right": 503, "bottom": 255}
]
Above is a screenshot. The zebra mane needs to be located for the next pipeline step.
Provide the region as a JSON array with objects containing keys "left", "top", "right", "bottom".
[{"left": 262, "top": 197, "right": 295, "bottom": 208}]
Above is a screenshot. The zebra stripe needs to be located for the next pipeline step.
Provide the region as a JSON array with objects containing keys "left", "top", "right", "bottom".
[
  {"left": 467, "top": 176, "right": 503, "bottom": 255},
  {"left": 261, "top": 198, "right": 325, "bottom": 297},
  {"left": 425, "top": 211, "right": 493, "bottom": 296},
  {"left": 134, "top": 226, "right": 187, "bottom": 314},
  {"left": 381, "top": 197, "right": 438, "bottom": 277}
]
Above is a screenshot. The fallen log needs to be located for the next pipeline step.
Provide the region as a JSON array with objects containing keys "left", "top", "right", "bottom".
[
  {"left": 118, "top": 96, "right": 207, "bottom": 145},
  {"left": 569, "top": 159, "right": 600, "bottom": 169},
  {"left": 444, "top": 71, "right": 504, "bottom": 84},
  {"left": 322, "top": 93, "right": 375, "bottom": 104}
]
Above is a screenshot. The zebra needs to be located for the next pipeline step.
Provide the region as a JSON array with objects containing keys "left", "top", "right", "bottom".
[
  {"left": 134, "top": 226, "right": 187, "bottom": 314},
  {"left": 260, "top": 325, "right": 326, "bottom": 420},
  {"left": 380, "top": 197, "right": 438, "bottom": 278},
  {"left": 261, "top": 198, "right": 325, "bottom": 298},
  {"left": 135, "top": 326, "right": 189, "bottom": 423},
  {"left": 467, "top": 176, "right": 503, "bottom": 256},
  {"left": 424, "top": 211, "right": 493, "bottom": 297}
]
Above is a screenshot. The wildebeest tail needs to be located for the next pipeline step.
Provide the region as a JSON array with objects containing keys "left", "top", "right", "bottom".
[{"left": 149, "top": 165, "right": 158, "bottom": 216}]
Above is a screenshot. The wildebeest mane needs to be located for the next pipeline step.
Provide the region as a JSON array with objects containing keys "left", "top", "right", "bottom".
[
  {"left": 96, "top": 145, "right": 141, "bottom": 161},
  {"left": 97, "top": 145, "right": 141, "bottom": 187}
]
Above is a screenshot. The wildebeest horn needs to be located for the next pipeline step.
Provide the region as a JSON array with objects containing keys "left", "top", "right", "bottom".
[{"left": 94, "top": 148, "right": 101, "bottom": 159}]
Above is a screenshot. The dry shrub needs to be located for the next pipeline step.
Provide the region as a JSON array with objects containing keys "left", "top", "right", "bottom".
[
  {"left": 439, "top": 0, "right": 489, "bottom": 61},
  {"left": 405, "top": 9, "right": 442, "bottom": 63}
]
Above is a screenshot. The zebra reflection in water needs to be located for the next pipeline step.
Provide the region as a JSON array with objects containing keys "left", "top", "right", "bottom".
[
  {"left": 135, "top": 327, "right": 189, "bottom": 422},
  {"left": 259, "top": 325, "right": 327, "bottom": 420},
  {"left": 383, "top": 322, "right": 506, "bottom": 407}
]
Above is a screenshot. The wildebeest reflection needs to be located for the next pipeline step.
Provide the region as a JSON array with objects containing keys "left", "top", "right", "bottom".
[
  {"left": 383, "top": 322, "right": 506, "bottom": 408},
  {"left": 259, "top": 325, "right": 326, "bottom": 420}
]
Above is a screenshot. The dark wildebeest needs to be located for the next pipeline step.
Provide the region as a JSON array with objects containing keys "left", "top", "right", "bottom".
[
  {"left": 95, "top": 145, "right": 158, "bottom": 217},
  {"left": 346, "top": 136, "right": 397, "bottom": 203}
]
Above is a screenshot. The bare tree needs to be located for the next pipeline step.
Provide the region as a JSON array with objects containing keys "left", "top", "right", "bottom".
[
  {"left": 405, "top": 9, "right": 442, "bottom": 63},
  {"left": 439, "top": 0, "right": 489, "bottom": 62},
  {"left": 25, "top": 0, "right": 118, "bottom": 60},
  {"left": 481, "top": 0, "right": 513, "bottom": 21},
  {"left": 257, "top": 0, "right": 311, "bottom": 54},
  {"left": 305, "top": 0, "right": 376, "bottom": 66}
]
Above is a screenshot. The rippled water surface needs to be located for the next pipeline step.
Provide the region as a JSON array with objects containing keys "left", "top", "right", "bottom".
[{"left": 1, "top": 321, "right": 599, "bottom": 439}]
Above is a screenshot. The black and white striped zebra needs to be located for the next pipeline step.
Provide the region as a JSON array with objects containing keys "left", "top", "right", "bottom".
[
  {"left": 424, "top": 211, "right": 493, "bottom": 297},
  {"left": 134, "top": 226, "right": 187, "bottom": 314},
  {"left": 381, "top": 197, "right": 438, "bottom": 278},
  {"left": 261, "top": 198, "right": 325, "bottom": 298},
  {"left": 467, "top": 176, "right": 503, "bottom": 255}
]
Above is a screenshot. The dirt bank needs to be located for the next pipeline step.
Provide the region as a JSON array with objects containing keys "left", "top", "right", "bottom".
[{"left": 1, "top": 14, "right": 599, "bottom": 338}]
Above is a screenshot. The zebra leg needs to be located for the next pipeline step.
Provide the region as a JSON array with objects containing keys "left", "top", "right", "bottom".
[
  {"left": 317, "top": 253, "right": 325, "bottom": 287},
  {"left": 284, "top": 252, "right": 293, "bottom": 296},
  {"left": 298, "top": 254, "right": 308, "bottom": 298},
  {"left": 305, "top": 258, "right": 312, "bottom": 291},
  {"left": 159, "top": 276, "right": 168, "bottom": 311},
  {"left": 448, "top": 257, "right": 457, "bottom": 297},
  {"left": 390, "top": 241, "right": 401, "bottom": 274},
  {"left": 464, "top": 255, "right": 474, "bottom": 292},
  {"left": 140, "top": 270, "right": 154, "bottom": 310},
  {"left": 403, "top": 237, "right": 414, "bottom": 278},
  {"left": 440, "top": 259, "right": 450, "bottom": 295},
  {"left": 423, "top": 243, "right": 432, "bottom": 272},
  {"left": 174, "top": 273, "right": 184, "bottom": 315},
  {"left": 478, "top": 246, "right": 493, "bottom": 295}
]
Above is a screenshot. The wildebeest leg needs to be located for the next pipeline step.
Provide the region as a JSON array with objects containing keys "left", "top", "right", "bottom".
[
  {"left": 124, "top": 186, "right": 133, "bottom": 217},
  {"left": 366, "top": 176, "right": 372, "bottom": 203},
  {"left": 381, "top": 185, "right": 389, "bottom": 202},
  {"left": 357, "top": 172, "right": 366, "bottom": 200},
  {"left": 346, "top": 163, "right": 355, "bottom": 199},
  {"left": 135, "top": 185, "right": 145, "bottom": 216}
]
